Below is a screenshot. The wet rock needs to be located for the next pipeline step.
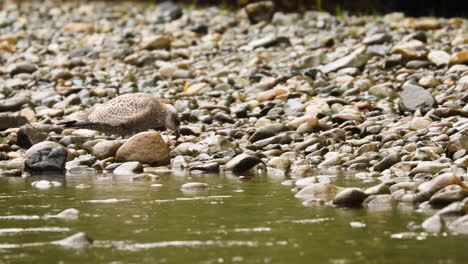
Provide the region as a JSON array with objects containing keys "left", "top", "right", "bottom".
[
  {"left": 180, "top": 182, "right": 209, "bottom": 190},
  {"left": 422, "top": 214, "right": 443, "bottom": 233},
  {"left": 429, "top": 185, "right": 468, "bottom": 207},
  {"left": 115, "top": 132, "right": 170, "bottom": 166},
  {"left": 417, "top": 173, "right": 466, "bottom": 201},
  {"left": 249, "top": 124, "right": 288, "bottom": 142},
  {"left": 53, "top": 232, "right": 93, "bottom": 248},
  {"left": 365, "top": 183, "right": 391, "bottom": 195},
  {"left": 398, "top": 83, "right": 436, "bottom": 114},
  {"left": 374, "top": 152, "right": 400, "bottom": 172},
  {"left": 449, "top": 215, "right": 468, "bottom": 235},
  {"left": 24, "top": 147, "right": 67, "bottom": 174},
  {"left": 363, "top": 194, "right": 394, "bottom": 208},
  {"left": 244, "top": 1, "right": 274, "bottom": 24},
  {"left": 333, "top": 188, "right": 367, "bottom": 207},
  {"left": 436, "top": 200, "right": 468, "bottom": 217},
  {"left": 295, "top": 176, "right": 318, "bottom": 188},
  {"left": 267, "top": 157, "right": 291, "bottom": 170},
  {"left": 113, "top": 161, "right": 143, "bottom": 175},
  {"left": 294, "top": 183, "right": 341, "bottom": 201},
  {"left": 47, "top": 208, "right": 79, "bottom": 220},
  {"left": 189, "top": 162, "right": 220, "bottom": 172},
  {"left": 225, "top": 153, "right": 263, "bottom": 173},
  {"left": 131, "top": 173, "right": 159, "bottom": 181},
  {"left": 25, "top": 141, "right": 71, "bottom": 161},
  {"left": 92, "top": 140, "right": 125, "bottom": 160}
]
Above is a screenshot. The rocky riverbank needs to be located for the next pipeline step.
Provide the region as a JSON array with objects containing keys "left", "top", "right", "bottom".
[{"left": 0, "top": 1, "right": 467, "bottom": 233}]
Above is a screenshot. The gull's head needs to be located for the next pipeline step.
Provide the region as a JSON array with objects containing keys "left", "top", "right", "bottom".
[{"left": 163, "top": 104, "right": 180, "bottom": 138}]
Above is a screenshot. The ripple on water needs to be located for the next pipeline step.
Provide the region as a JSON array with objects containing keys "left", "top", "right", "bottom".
[
  {"left": 0, "top": 227, "right": 70, "bottom": 235},
  {"left": 112, "top": 240, "right": 288, "bottom": 251},
  {"left": 83, "top": 198, "right": 132, "bottom": 203},
  {"left": 0, "top": 215, "right": 41, "bottom": 220}
]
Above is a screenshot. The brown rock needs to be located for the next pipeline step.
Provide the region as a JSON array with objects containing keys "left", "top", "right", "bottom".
[
  {"left": 257, "top": 88, "right": 287, "bottom": 102},
  {"left": 287, "top": 114, "right": 318, "bottom": 129},
  {"left": 390, "top": 40, "right": 428, "bottom": 59},
  {"left": 294, "top": 183, "right": 342, "bottom": 201},
  {"left": 92, "top": 140, "right": 126, "bottom": 160},
  {"left": 429, "top": 185, "right": 468, "bottom": 207},
  {"left": 449, "top": 51, "right": 468, "bottom": 64},
  {"left": 333, "top": 188, "right": 368, "bottom": 207},
  {"left": 115, "top": 131, "right": 170, "bottom": 166},
  {"left": 63, "top": 22, "right": 93, "bottom": 32},
  {"left": 417, "top": 173, "right": 466, "bottom": 201}
]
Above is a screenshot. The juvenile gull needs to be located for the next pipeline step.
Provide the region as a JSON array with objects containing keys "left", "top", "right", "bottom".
[{"left": 60, "top": 93, "right": 180, "bottom": 138}]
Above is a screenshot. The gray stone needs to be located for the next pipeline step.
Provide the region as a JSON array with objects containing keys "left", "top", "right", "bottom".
[
  {"left": 422, "top": 215, "right": 443, "bottom": 233},
  {"left": 318, "top": 46, "right": 369, "bottom": 74},
  {"left": 53, "top": 232, "right": 93, "bottom": 248},
  {"left": 249, "top": 124, "right": 288, "bottom": 142},
  {"left": 24, "top": 147, "right": 67, "bottom": 174},
  {"left": 449, "top": 215, "right": 468, "bottom": 235},
  {"left": 113, "top": 161, "right": 143, "bottom": 175},
  {"left": 374, "top": 152, "right": 400, "bottom": 172},
  {"left": 180, "top": 182, "right": 209, "bottom": 190},
  {"left": 398, "top": 83, "right": 437, "bottom": 114},
  {"left": 294, "top": 183, "right": 341, "bottom": 201},
  {"left": 225, "top": 153, "right": 263, "bottom": 173}
]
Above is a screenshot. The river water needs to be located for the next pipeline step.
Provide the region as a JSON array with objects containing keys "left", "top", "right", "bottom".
[{"left": 1, "top": 171, "right": 468, "bottom": 263}]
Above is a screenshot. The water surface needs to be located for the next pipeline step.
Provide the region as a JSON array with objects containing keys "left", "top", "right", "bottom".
[{"left": 1, "top": 172, "right": 467, "bottom": 263}]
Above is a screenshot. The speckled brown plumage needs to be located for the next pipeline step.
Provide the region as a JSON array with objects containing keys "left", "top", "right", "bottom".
[{"left": 60, "top": 93, "right": 180, "bottom": 137}]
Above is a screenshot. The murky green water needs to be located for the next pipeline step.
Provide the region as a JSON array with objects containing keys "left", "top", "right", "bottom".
[{"left": 1, "top": 172, "right": 468, "bottom": 264}]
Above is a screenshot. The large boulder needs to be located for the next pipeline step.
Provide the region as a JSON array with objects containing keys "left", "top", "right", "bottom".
[{"left": 115, "top": 131, "right": 170, "bottom": 166}]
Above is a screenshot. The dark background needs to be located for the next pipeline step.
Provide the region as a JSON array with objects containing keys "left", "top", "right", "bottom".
[{"left": 174, "top": 0, "right": 468, "bottom": 17}]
